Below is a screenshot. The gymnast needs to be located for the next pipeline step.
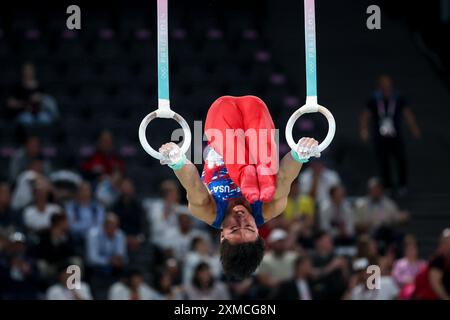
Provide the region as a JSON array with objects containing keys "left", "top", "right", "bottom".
[
  {"left": 139, "top": 0, "right": 334, "bottom": 279},
  {"left": 158, "top": 95, "right": 320, "bottom": 279}
]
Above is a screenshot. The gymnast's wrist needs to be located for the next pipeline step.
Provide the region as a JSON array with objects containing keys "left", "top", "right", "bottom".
[
  {"left": 290, "top": 149, "right": 309, "bottom": 164},
  {"left": 168, "top": 154, "right": 187, "bottom": 170}
]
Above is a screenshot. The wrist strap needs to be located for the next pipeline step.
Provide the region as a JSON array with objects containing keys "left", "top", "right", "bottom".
[
  {"left": 168, "top": 154, "right": 187, "bottom": 170},
  {"left": 291, "top": 149, "right": 309, "bottom": 164}
]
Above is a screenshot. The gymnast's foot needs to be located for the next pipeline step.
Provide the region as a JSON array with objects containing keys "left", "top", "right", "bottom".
[
  {"left": 240, "top": 165, "right": 260, "bottom": 204},
  {"left": 256, "top": 164, "right": 276, "bottom": 203}
]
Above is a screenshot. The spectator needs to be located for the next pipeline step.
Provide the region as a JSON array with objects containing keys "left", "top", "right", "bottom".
[
  {"left": 159, "top": 210, "right": 210, "bottom": 261},
  {"left": 284, "top": 178, "right": 315, "bottom": 223},
  {"left": 112, "top": 178, "right": 148, "bottom": 257},
  {"left": 33, "top": 213, "right": 81, "bottom": 280},
  {"left": 360, "top": 74, "right": 421, "bottom": 195},
  {"left": 183, "top": 236, "right": 221, "bottom": 285},
  {"left": 108, "top": 269, "right": 161, "bottom": 300},
  {"left": 292, "top": 213, "right": 316, "bottom": 251},
  {"left": 185, "top": 262, "right": 230, "bottom": 300},
  {"left": 86, "top": 212, "right": 127, "bottom": 270},
  {"left": 49, "top": 170, "right": 83, "bottom": 204},
  {"left": 310, "top": 231, "right": 349, "bottom": 300},
  {"left": 65, "top": 181, "right": 105, "bottom": 242},
  {"left": 345, "top": 257, "right": 399, "bottom": 300},
  {"left": 299, "top": 159, "right": 341, "bottom": 204},
  {"left": 392, "top": 236, "right": 426, "bottom": 289},
  {"left": 257, "top": 229, "right": 298, "bottom": 288},
  {"left": 148, "top": 180, "right": 182, "bottom": 247},
  {"left": 6, "top": 62, "right": 59, "bottom": 126},
  {"left": 81, "top": 130, "right": 125, "bottom": 178},
  {"left": 274, "top": 254, "right": 316, "bottom": 300},
  {"left": 9, "top": 136, "right": 52, "bottom": 182},
  {"left": 414, "top": 228, "right": 450, "bottom": 300},
  {"left": 46, "top": 264, "right": 93, "bottom": 300},
  {"left": 11, "top": 159, "right": 46, "bottom": 211},
  {"left": 355, "top": 234, "right": 380, "bottom": 266},
  {"left": 355, "top": 178, "right": 408, "bottom": 246},
  {"left": 85, "top": 213, "right": 128, "bottom": 299},
  {"left": 22, "top": 179, "right": 62, "bottom": 233},
  {"left": 319, "top": 185, "right": 355, "bottom": 244},
  {"left": 0, "top": 232, "right": 40, "bottom": 299},
  {"left": 154, "top": 268, "right": 184, "bottom": 300},
  {"left": 95, "top": 169, "right": 123, "bottom": 209},
  {"left": 0, "top": 182, "right": 18, "bottom": 233}
]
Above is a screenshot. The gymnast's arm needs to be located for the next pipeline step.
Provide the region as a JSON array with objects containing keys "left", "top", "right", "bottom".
[
  {"left": 159, "top": 143, "right": 216, "bottom": 225},
  {"left": 262, "top": 152, "right": 303, "bottom": 221},
  {"left": 173, "top": 162, "right": 216, "bottom": 224},
  {"left": 262, "top": 137, "right": 318, "bottom": 221}
]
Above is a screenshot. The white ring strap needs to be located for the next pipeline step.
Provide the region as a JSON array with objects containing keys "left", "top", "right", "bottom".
[{"left": 138, "top": 0, "right": 192, "bottom": 160}]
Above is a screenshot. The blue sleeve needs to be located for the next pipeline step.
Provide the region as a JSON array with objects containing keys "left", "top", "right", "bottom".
[
  {"left": 65, "top": 203, "right": 86, "bottom": 234},
  {"left": 116, "top": 231, "right": 128, "bottom": 262},
  {"left": 86, "top": 230, "right": 108, "bottom": 266}
]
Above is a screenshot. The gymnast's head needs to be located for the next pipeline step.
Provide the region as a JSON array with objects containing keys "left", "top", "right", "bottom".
[{"left": 219, "top": 198, "right": 265, "bottom": 280}]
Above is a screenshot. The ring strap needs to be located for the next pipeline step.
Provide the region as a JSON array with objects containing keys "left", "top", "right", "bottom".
[
  {"left": 304, "top": 0, "right": 317, "bottom": 98},
  {"left": 157, "top": 0, "right": 173, "bottom": 118}
]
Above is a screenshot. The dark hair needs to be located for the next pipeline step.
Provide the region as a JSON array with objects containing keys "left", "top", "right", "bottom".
[
  {"left": 190, "top": 236, "right": 204, "bottom": 251},
  {"left": 294, "top": 254, "right": 311, "bottom": 270},
  {"left": 192, "top": 262, "right": 213, "bottom": 289},
  {"left": 329, "top": 185, "right": 339, "bottom": 197},
  {"left": 220, "top": 236, "right": 265, "bottom": 280},
  {"left": 313, "top": 230, "right": 329, "bottom": 242},
  {"left": 50, "top": 212, "right": 67, "bottom": 227},
  {"left": 153, "top": 268, "right": 172, "bottom": 294}
]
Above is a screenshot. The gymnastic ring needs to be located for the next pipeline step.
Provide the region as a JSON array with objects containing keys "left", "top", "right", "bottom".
[
  {"left": 138, "top": 109, "right": 192, "bottom": 160},
  {"left": 285, "top": 101, "right": 336, "bottom": 153}
]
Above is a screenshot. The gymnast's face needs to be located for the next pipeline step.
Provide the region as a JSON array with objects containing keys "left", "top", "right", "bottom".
[{"left": 220, "top": 199, "right": 259, "bottom": 244}]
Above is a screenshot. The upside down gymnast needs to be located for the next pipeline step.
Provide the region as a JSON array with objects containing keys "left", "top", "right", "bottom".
[{"left": 158, "top": 95, "right": 321, "bottom": 279}]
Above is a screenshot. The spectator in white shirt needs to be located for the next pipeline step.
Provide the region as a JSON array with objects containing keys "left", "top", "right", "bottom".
[
  {"left": 183, "top": 237, "right": 221, "bottom": 285},
  {"left": 257, "top": 229, "right": 298, "bottom": 289},
  {"left": 356, "top": 178, "right": 408, "bottom": 231},
  {"left": 299, "top": 159, "right": 341, "bottom": 204},
  {"left": 319, "top": 185, "right": 355, "bottom": 242},
  {"left": 159, "top": 210, "right": 210, "bottom": 261},
  {"left": 147, "top": 180, "right": 182, "bottom": 247},
  {"left": 346, "top": 258, "right": 399, "bottom": 300},
  {"left": 46, "top": 265, "right": 93, "bottom": 300},
  {"left": 185, "top": 262, "right": 230, "bottom": 300},
  {"left": 108, "top": 269, "right": 162, "bottom": 300},
  {"left": 154, "top": 268, "right": 184, "bottom": 300},
  {"left": 23, "top": 179, "right": 61, "bottom": 233},
  {"left": 11, "top": 159, "right": 46, "bottom": 211}
]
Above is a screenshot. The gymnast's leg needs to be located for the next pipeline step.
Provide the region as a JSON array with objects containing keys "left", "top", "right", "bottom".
[{"left": 204, "top": 95, "right": 278, "bottom": 203}]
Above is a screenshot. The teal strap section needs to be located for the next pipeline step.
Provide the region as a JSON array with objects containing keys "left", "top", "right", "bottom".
[
  {"left": 157, "top": 0, "right": 170, "bottom": 101},
  {"left": 304, "top": 0, "right": 317, "bottom": 97}
]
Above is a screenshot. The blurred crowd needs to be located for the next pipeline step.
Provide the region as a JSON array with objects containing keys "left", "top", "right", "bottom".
[
  {"left": 1, "top": 0, "right": 449, "bottom": 301},
  {"left": 1, "top": 120, "right": 449, "bottom": 300}
]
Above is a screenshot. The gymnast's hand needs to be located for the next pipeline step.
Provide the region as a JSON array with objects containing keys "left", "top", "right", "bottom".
[
  {"left": 293, "top": 137, "right": 320, "bottom": 161},
  {"left": 158, "top": 142, "right": 185, "bottom": 166}
]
